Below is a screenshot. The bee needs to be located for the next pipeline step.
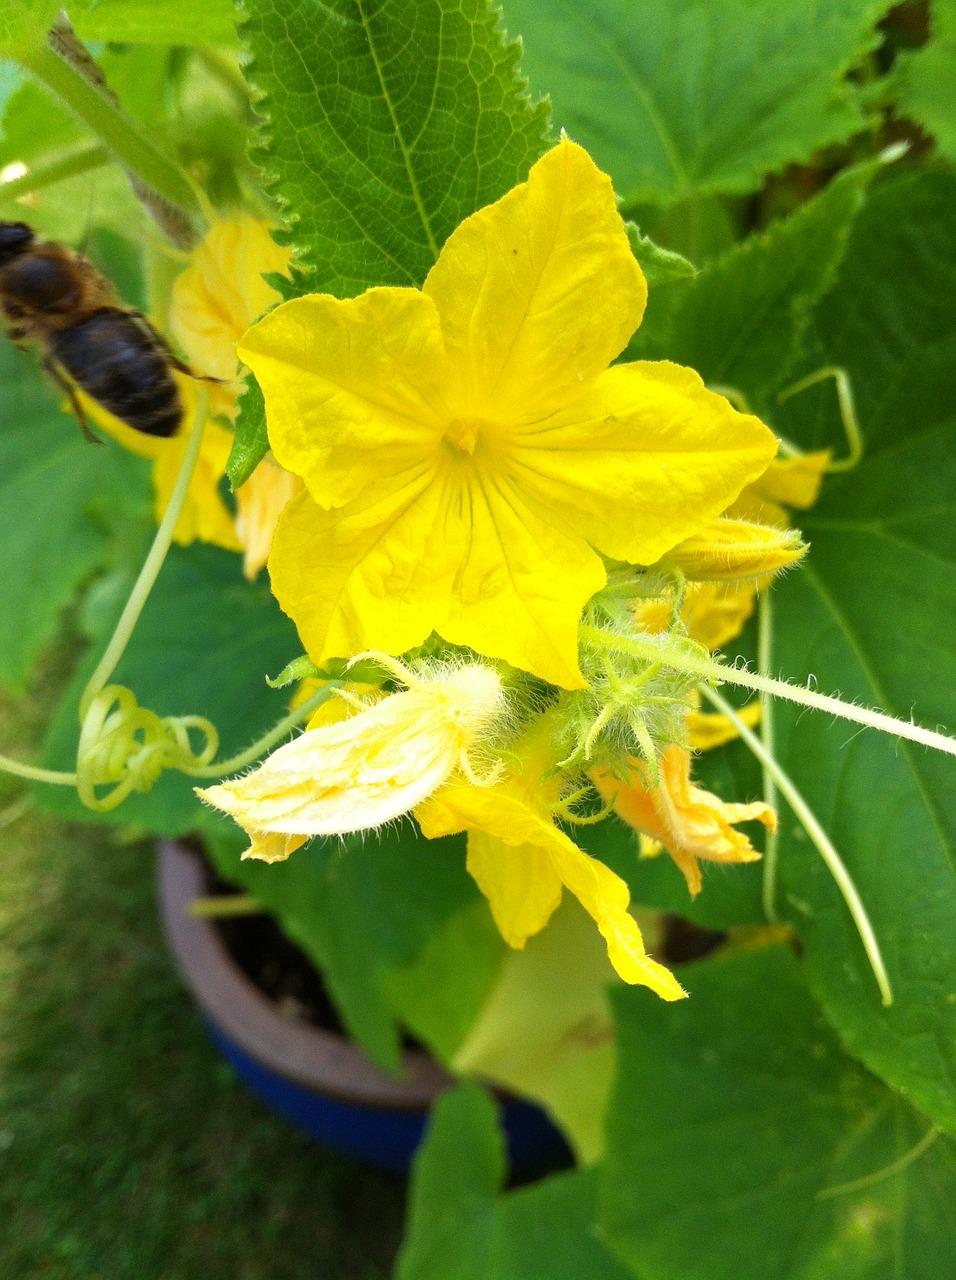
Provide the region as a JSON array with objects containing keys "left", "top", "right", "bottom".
[{"left": 0, "top": 219, "right": 194, "bottom": 438}]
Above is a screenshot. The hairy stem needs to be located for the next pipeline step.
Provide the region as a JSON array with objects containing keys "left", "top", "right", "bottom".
[
  {"left": 579, "top": 625, "right": 956, "bottom": 758},
  {"left": 700, "top": 684, "right": 893, "bottom": 1007}
]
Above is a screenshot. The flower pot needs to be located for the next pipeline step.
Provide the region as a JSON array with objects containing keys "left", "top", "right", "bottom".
[{"left": 158, "top": 839, "right": 570, "bottom": 1174}]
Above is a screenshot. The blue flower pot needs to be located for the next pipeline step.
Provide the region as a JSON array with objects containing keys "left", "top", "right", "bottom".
[{"left": 159, "top": 841, "right": 571, "bottom": 1175}]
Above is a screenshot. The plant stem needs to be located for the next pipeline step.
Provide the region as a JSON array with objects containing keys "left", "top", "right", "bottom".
[
  {"left": 185, "top": 683, "right": 341, "bottom": 779},
  {"left": 20, "top": 37, "right": 198, "bottom": 237},
  {"left": 700, "top": 683, "right": 893, "bottom": 1007},
  {"left": 758, "top": 591, "right": 780, "bottom": 922},
  {"left": 79, "top": 389, "right": 208, "bottom": 721},
  {"left": 0, "top": 144, "right": 108, "bottom": 199},
  {"left": 187, "top": 895, "right": 261, "bottom": 919},
  {"left": 0, "top": 755, "right": 77, "bottom": 786},
  {"left": 579, "top": 624, "right": 956, "bottom": 758}
]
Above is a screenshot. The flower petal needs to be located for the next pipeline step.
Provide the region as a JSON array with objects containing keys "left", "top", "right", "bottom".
[
  {"left": 234, "top": 453, "right": 302, "bottom": 580},
  {"left": 269, "top": 466, "right": 463, "bottom": 663},
  {"left": 465, "top": 831, "right": 563, "bottom": 949},
  {"left": 423, "top": 138, "right": 646, "bottom": 423},
  {"left": 439, "top": 465, "right": 604, "bottom": 688},
  {"left": 238, "top": 289, "right": 450, "bottom": 506},
  {"left": 170, "top": 215, "right": 292, "bottom": 381},
  {"left": 417, "top": 779, "right": 684, "bottom": 999},
  {"left": 508, "top": 361, "right": 778, "bottom": 565},
  {"left": 199, "top": 667, "right": 503, "bottom": 838},
  {"left": 596, "top": 745, "right": 775, "bottom": 897}
]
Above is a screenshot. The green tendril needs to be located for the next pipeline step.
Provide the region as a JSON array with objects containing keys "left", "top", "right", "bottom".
[
  {"left": 777, "top": 365, "right": 863, "bottom": 473},
  {"left": 76, "top": 685, "right": 219, "bottom": 812}
]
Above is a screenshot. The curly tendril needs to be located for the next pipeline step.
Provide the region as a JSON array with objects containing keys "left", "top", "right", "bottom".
[{"left": 76, "top": 684, "right": 219, "bottom": 812}]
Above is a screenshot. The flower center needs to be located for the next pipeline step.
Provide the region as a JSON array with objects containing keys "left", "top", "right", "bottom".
[{"left": 444, "top": 417, "right": 483, "bottom": 455}]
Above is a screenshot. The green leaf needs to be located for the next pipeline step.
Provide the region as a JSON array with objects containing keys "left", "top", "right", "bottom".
[
  {"left": 451, "top": 898, "right": 619, "bottom": 1162},
  {"left": 37, "top": 542, "right": 302, "bottom": 833},
  {"left": 0, "top": 347, "right": 150, "bottom": 691},
  {"left": 893, "top": 0, "right": 956, "bottom": 162},
  {"left": 399, "top": 1083, "right": 631, "bottom": 1280},
  {"left": 70, "top": 0, "right": 237, "bottom": 45},
  {"left": 225, "top": 375, "right": 268, "bottom": 489},
  {"left": 600, "top": 946, "right": 956, "bottom": 1280},
  {"left": 0, "top": 0, "right": 58, "bottom": 59},
  {"left": 633, "top": 159, "right": 876, "bottom": 404},
  {"left": 399, "top": 1083, "right": 504, "bottom": 1280},
  {"left": 239, "top": 0, "right": 549, "bottom": 297},
  {"left": 501, "top": 0, "right": 893, "bottom": 203},
  {"left": 204, "top": 818, "right": 499, "bottom": 1072},
  {"left": 625, "top": 223, "right": 696, "bottom": 285},
  {"left": 384, "top": 899, "right": 504, "bottom": 1063},
  {"left": 760, "top": 169, "right": 956, "bottom": 1133}
]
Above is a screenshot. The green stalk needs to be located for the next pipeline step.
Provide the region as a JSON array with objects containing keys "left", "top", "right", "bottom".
[
  {"left": 700, "top": 683, "right": 893, "bottom": 1008},
  {"left": 0, "top": 144, "right": 108, "bottom": 200},
  {"left": 579, "top": 624, "right": 956, "bottom": 758},
  {"left": 79, "top": 389, "right": 209, "bottom": 720},
  {"left": 20, "top": 41, "right": 199, "bottom": 216}
]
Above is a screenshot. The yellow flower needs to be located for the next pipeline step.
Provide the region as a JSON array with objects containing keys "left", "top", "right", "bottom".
[
  {"left": 169, "top": 214, "right": 293, "bottom": 402},
  {"left": 197, "top": 661, "right": 505, "bottom": 857},
  {"left": 93, "top": 218, "right": 295, "bottom": 559},
  {"left": 234, "top": 452, "right": 303, "bottom": 580},
  {"left": 239, "top": 140, "right": 777, "bottom": 689},
  {"left": 416, "top": 733, "right": 685, "bottom": 1001},
  {"left": 594, "top": 745, "right": 776, "bottom": 897},
  {"left": 83, "top": 377, "right": 242, "bottom": 551},
  {"left": 730, "top": 450, "right": 831, "bottom": 528}
]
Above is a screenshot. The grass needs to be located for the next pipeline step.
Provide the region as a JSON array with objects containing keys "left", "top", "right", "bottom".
[{"left": 0, "top": 640, "right": 406, "bottom": 1279}]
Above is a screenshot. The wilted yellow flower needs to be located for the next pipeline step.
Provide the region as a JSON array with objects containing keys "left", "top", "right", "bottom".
[
  {"left": 594, "top": 745, "right": 776, "bottom": 897},
  {"left": 197, "top": 661, "right": 505, "bottom": 858},
  {"left": 416, "top": 731, "right": 685, "bottom": 1001},
  {"left": 240, "top": 139, "right": 777, "bottom": 689}
]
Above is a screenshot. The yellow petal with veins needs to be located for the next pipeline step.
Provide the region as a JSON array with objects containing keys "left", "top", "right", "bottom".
[
  {"left": 422, "top": 136, "right": 646, "bottom": 420},
  {"left": 417, "top": 763, "right": 685, "bottom": 1000}
]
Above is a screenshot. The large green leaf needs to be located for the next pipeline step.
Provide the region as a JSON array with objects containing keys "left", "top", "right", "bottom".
[
  {"left": 398, "top": 1084, "right": 632, "bottom": 1280},
  {"left": 451, "top": 897, "right": 619, "bottom": 1163},
  {"left": 240, "top": 0, "right": 549, "bottom": 295},
  {"left": 501, "top": 0, "right": 892, "bottom": 204},
  {"left": 653, "top": 160, "right": 876, "bottom": 409},
  {"left": 69, "top": 0, "right": 237, "bottom": 45},
  {"left": 893, "top": 0, "right": 956, "bottom": 163},
  {"left": 0, "top": 347, "right": 150, "bottom": 691},
  {"left": 37, "top": 542, "right": 302, "bottom": 833},
  {"left": 204, "top": 819, "right": 501, "bottom": 1072},
  {"left": 752, "top": 170, "right": 956, "bottom": 1133},
  {"left": 600, "top": 947, "right": 956, "bottom": 1280}
]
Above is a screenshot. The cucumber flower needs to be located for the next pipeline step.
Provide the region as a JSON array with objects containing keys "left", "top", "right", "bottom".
[
  {"left": 416, "top": 726, "right": 685, "bottom": 1001},
  {"left": 239, "top": 139, "right": 777, "bottom": 689},
  {"left": 88, "top": 218, "right": 296, "bottom": 573},
  {"left": 594, "top": 746, "right": 777, "bottom": 897},
  {"left": 197, "top": 660, "right": 506, "bottom": 856}
]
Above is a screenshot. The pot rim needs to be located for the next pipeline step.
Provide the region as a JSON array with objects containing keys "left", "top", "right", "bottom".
[{"left": 158, "top": 839, "right": 453, "bottom": 1111}]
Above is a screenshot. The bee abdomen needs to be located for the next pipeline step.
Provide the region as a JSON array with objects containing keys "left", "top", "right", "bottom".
[{"left": 51, "top": 308, "right": 183, "bottom": 437}]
